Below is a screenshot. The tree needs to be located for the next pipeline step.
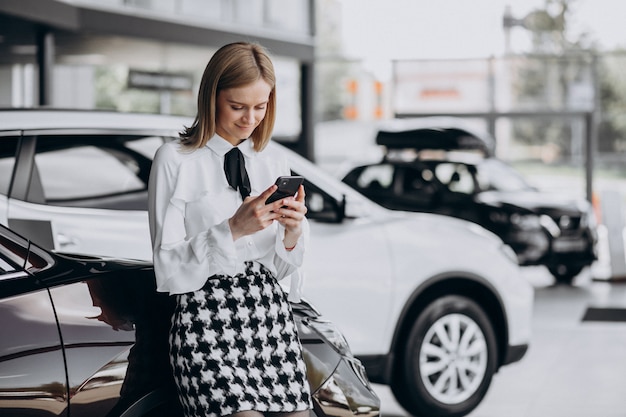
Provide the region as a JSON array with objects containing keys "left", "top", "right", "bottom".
[{"left": 510, "top": 0, "right": 596, "bottom": 162}]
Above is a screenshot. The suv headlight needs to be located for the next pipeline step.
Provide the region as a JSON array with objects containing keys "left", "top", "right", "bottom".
[
  {"left": 510, "top": 213, "right": 560, "bottom": 237},
  {"left": 539, "top": 214, "right": 561, "bottom": 237},
  {"left": 306, "top": 319, "right": 352, "bottom": 356}
]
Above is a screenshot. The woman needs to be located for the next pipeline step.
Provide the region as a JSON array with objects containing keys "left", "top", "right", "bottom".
[{"left": 148, "top": 42, "right": 311, "bottom": 417}]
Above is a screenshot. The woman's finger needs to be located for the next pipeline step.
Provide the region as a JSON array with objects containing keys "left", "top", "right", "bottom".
[{"left": 295, "top": 185, "right": 306, "bottom": 202}]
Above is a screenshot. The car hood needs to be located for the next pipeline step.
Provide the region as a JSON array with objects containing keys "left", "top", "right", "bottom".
[
  {"left": 384, "top": 207, "right": 505, "bottom": 245},
  {"left": 476, "top": 190, "right": 590, "bottom": 215},
  {"left": 372, "top": 209, "right": 520, "bottom": 283}
]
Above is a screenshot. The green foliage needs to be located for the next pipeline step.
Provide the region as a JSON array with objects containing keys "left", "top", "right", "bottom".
[
  {"left": 94, "top": 66, "right": 194, "bottom": 116},
  {"left": 598, "top": 53, "right": 626, "bottom": 154},
  {"left": 510, "top": 0, "right": 616, "bottom": 162}
]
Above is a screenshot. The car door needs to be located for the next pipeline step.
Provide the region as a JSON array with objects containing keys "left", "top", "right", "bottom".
[
  {"left": 48, "top": 269, "right": 174, "bottom": 417},
  {"left": 294, "top": 169, "right": 395, "bottom": 356},
  {"left": 48, "top": 278, "right": 136, "bottom": 416},
  {"left": 0, "top": 228, "right": 68, "bottom": 417},
  {"left": 6, "top": 133, "right": 163, "bottom": 261}
]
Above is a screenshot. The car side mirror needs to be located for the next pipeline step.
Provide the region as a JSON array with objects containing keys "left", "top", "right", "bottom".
[{"left": 305, "top": 191, "right": 345, "bottom": 224}]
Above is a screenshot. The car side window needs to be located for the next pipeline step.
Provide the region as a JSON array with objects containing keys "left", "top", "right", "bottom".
[
  {"left": 0, "top": 136, "right": 19, "bottom": 196},
  {"left": 33, "top": 135, "right": 163, "bottom": 210},
  {"left": 0, "top": 255, "right": 16, "bottom": 274},
  {"left": 0, "top": 228, "right": 28, "bottom": 272},
  {"left": 434, "top": 163, "right": 475, "bottom": 194},
  {"left": 355, "top": 164, "right": 394, "bottom": 191},
  {"left": 0, "top": 226, "right": 53, "bottom": 274},
  {"left": 126, "top": 136, "right": 167, "bottom": 159},
  {"left": 402, "top": 166, "right": 436, "bottom": 195},
  {"left": 300, "top": 177, "right": 345, "bottom": 223},
  {"left": 36, "top": 146, "right": 145, "bottom": 200}
]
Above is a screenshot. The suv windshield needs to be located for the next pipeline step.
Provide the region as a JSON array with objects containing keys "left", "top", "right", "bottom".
[{"left": 476, "top": 159, "right": 533, "bottom": 192}]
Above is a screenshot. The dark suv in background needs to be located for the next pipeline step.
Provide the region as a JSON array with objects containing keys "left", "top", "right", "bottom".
[{"left": 342, "top": 117, "right": 599, "bottom": 284}]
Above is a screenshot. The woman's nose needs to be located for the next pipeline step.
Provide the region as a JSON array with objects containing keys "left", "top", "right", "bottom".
[{"left": 242, "top": 109, "right": 254, "bottom": 123}]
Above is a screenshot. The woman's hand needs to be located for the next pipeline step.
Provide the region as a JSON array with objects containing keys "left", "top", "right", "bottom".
[
  {"left": 227, "top": 184, "right": 307, "bottom": 249},
  {"left": 228, "top": 185, "right": 282, "bottom": 241},
  {"left": 275, "top": 185, "right": 307, "bottom": 249}
]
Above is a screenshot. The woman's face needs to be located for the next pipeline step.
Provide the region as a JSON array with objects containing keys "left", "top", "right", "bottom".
[{"left": 215, "top": 78, "right": 272, "bottom": 145}]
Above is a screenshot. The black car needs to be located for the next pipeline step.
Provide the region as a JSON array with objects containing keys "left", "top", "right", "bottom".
[
  {"left": 342, "top": 118, "right": 598, "bottom": 284},
  {"left": 0, "top": 224, "right": 380, "bottom": 417}
]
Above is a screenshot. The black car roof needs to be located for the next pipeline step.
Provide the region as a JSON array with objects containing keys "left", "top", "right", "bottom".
[{"left": 376, "top": 127, "right": 493, "bottom": 156}]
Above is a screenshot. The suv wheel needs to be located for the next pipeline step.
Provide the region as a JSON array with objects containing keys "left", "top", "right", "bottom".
[
  {"left": 392, "top": 295, "right": 497, "bottom": 417},
  {"left": 548, "top": 264, "right": 583, "bottom": 285}
]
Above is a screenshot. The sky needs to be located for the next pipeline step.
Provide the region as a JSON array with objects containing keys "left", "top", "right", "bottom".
[{"left": 339, "top": 0, "right": 626, "bottom": 65}]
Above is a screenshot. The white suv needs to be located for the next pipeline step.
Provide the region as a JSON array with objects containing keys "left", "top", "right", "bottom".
[{"left": 0, "top": 109, "right": 533, "bottom": 417}]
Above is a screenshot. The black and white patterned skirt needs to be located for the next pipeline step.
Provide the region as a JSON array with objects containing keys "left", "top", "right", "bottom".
[{"left": 169, "top": 261, "right": 312, "bottom": 417}]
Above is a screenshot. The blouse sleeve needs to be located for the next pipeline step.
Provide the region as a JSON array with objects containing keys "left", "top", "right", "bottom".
[
  {"left": 273, "top": 218, "right": 309, "bottom": 303},
  {"left": 148, "top": 143, "right": 237, "bottom": 294}
]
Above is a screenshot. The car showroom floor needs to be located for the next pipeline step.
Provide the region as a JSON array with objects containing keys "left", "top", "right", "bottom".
[{"left": 372, "top": 266, "right": 626, "bottom": 417}]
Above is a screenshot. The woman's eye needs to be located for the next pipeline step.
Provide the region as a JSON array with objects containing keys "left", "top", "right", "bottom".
[{"left": 232, "top": 106, "right": 244, "bottom": 111}]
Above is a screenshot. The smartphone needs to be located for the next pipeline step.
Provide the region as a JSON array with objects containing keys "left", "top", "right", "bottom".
[{"left": 265, "top": 175, "right": 304, "bottom": 204}]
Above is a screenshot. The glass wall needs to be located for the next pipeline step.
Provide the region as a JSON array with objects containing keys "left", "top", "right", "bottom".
[
  {"left": 316, "top": 52, "right": 626, "bottom": 206},
  {"left": 3, "top": 33, "right": 303, "bottom": 139},
  {"left": 61, "top": 0, "right": 312, "bottom": 37}
]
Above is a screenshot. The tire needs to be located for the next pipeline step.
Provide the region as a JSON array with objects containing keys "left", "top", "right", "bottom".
[
  {"left": 548, "top": 265, "right": 583, "bottom": 285},
  {"left": 391, "top": 295, "right": 498, "bottom": 417}
]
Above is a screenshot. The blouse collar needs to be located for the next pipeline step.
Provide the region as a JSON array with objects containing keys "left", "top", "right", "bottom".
[{"left": 206, "top": 134, "right": 256, "bottom": 158}]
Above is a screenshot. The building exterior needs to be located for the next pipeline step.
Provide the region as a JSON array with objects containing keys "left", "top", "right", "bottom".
[{"left": 0, "top": 0, "right": 316, "bottom": 158}]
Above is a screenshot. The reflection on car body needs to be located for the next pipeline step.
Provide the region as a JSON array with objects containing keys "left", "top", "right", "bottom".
[
  {"left": 0, "top": 223, "right": 379, "bottom": 417},
  {"left": 342, "top": 117, "right": 599, "bottom": 284},
  {"left": 0, "top": 109, "right": 533, "bottom": 417}
]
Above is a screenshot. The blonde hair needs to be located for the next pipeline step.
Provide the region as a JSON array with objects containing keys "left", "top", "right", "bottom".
[{"left": 180, "top": 42, "right": 277, "bottom": 152}]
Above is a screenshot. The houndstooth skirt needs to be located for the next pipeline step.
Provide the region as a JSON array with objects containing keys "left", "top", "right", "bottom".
[{"left": 169, "top": 261, "right": 312, "bottom": 417}]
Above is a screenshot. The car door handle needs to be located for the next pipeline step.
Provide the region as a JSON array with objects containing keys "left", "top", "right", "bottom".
[{"left": 57, "top": 233, "right": 79, "bottom": 247}]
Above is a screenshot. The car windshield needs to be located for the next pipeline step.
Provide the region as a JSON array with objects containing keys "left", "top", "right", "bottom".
[{"left": 475, "top": 159, "right": 533, "bottom": 192}]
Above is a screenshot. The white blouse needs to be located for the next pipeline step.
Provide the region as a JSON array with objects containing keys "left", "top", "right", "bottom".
[{"left": 148, "top": 135, "right": 307, "bottom": 296}]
